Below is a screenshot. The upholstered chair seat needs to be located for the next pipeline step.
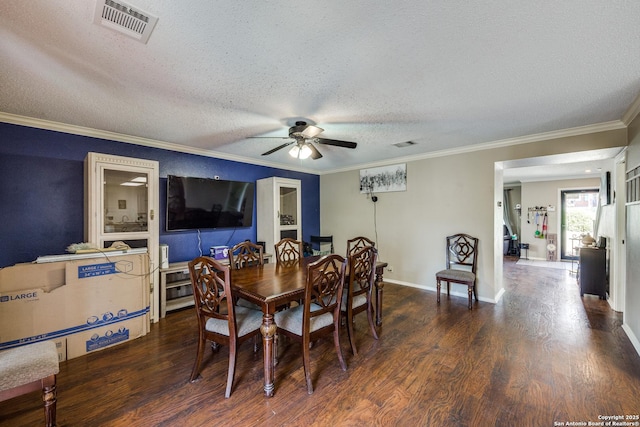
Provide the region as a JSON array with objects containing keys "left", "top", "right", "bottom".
[
  {"left": 0, "top": 340, "right": 60, "bottom": 427},
  {"left": 205, "top": 306, "right": 264, "bottom": 336}
]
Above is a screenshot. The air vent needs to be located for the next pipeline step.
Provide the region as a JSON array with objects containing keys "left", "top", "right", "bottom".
[
  {"left": 393, "top": 141, "right": 417, "bottom": 148},
  {"left": 94, "top": 0, "right": 158, "bottom": 44}
]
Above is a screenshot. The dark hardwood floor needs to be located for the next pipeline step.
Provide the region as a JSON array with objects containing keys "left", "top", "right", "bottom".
[{"left": 2, "top": 257, "right": 639, "bottom": 426}]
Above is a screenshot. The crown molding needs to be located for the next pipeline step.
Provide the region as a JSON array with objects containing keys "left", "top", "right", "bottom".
[
  {"left": 324, "top": 120, "right": 627, "bottom": 175},
  {"left": 0, "top": 112, "right": 318, "bottom": 175},
  {"left": 622, "top": 92, "right": 640, "bottom": 126}
]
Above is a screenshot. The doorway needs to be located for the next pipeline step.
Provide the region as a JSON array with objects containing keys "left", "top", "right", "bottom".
[{"left": 560, "top": 188, "right": 599, "bottom": 260}]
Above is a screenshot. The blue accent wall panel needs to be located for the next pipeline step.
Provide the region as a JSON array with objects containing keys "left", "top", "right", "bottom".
[{"left": 0, "top": 122, "right": 320, "bottom": 267}]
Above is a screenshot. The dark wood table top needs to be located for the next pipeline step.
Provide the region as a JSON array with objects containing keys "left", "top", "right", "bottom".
[
  {"left": 230, "top": 256, "right": 388, "bottom": 309},
  {"left": 230, "top": 256, "right": 319, "bottom": 311}
]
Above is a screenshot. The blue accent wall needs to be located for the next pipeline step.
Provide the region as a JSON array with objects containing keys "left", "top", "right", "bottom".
[{"left": 0, "top": 122, "right": 320, "bottom": 267}]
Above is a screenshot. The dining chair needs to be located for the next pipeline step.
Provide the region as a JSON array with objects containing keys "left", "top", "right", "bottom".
[
  {"left": 188, "top": 256, "right": 263, "bottom": 398},
  {"left": 274, "top": 238, "right": 303, "bottom": 265},
  {"left": 346, "top": 236, "right": 375, "bottom": 257},
  {"left": 228, "top": 241, "right": 264, "bottom": 269},
  {"left": 435, "top": 233, "right": 479, "bottom": 310},
  {"left": 274, "top": 254, "right": 348, "bottom": 394},
  {"left": 342, "top": 245, "right": 379, "bottom": 355},
  {"left": 310, "top": 235, "right": 334, "bottom": 255}
]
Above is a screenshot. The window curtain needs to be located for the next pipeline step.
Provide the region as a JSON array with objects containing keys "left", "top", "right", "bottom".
[{"left": 503, "top": 189, "right": 516, "bottom": 237}]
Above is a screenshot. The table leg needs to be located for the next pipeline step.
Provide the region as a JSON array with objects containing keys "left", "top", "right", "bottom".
[
  {"left": 260, "top": 313, "right": 277, "bottom": 397},
  {"left": 375, "top": 269, "right": 385, "bottom": 326}
]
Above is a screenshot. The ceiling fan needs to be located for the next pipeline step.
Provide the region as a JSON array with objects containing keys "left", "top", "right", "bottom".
[{"left": 259, "top": 121, "right": 357, "bottom": 160}]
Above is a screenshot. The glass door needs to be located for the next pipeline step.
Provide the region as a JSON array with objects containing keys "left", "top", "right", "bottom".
[
  {"left": 561, "top": 189, "right": 599, "bottom": 260},
  {"left": 103, "top": 169, "right": 149, "bottom": 235},
  {"left": 278, "top": 184, "right": 300, "bottom": 240},
  {"left": 279, "top": 186, "right": 298, "bottom": 227}
]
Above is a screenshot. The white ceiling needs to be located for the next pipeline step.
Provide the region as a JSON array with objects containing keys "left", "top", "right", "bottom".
[{"left": 1, "top": 1, "right": 639, "bottom": 175}]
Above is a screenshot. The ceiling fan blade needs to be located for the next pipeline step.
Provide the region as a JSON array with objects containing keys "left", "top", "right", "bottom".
[
  {"left": 315, "top": 138, "right": 357, "bottom": 149},
  {"left": 307, "top": 142, "right": 323, "bottom": 160},
  {"left": 261, "top": 141, "right": 294, "bottom": 156},
  {"left": 301, "top": 125, "right": 324, "bottom": 139}
]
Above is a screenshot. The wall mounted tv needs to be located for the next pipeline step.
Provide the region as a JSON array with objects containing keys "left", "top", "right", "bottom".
[{"left": 166, "top": 175, "right": 255, "bottom": 231}]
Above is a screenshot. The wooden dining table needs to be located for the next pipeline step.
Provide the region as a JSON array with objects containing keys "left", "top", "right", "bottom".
[{"left": 230, "top": 255, "right": 388, "bottom": 397}]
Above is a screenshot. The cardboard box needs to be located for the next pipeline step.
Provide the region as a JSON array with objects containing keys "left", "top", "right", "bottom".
[
  {"left": 65, "top": 316, "right": 146, "bottom": 360},
  {"left": 0, "top": 253, "right": 150, "bottom": 359},
  {"left": 0, "top": 261, "right": 65, "bottom": 293},
  {"left": 210, "top": 245, "right": 229, "bottom": 260}
]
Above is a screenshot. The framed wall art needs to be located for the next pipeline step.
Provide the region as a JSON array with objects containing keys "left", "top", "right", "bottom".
[{"left": 359, "top": 163, "right": 407, "bottom": 194}]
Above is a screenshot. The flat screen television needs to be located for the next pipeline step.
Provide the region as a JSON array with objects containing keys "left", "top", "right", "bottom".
[{"left": 166, "top": 175, "right": 255, "bottom": 231}]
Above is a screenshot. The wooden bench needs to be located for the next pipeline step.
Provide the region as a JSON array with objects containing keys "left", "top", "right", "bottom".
[{"left": 0, "top": 340, "right": 60, "bottom": 426}]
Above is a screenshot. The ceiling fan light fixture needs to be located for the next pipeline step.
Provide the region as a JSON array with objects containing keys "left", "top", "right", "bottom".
[
  {"left": 299, "top": 144, "right": 312, "bottom": 159},
  {"left": 289, "top": 142, "right": 312, "bottom": 159}
]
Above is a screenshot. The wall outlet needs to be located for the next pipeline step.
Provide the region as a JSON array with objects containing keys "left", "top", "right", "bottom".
[{"left": 387, "top": 265, "right": 394, "bottom": 272}]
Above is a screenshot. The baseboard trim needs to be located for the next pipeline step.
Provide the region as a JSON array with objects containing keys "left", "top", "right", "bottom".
[
  {"left": 622, "top": 324, "right": 640, "bottom": 357},
  {"left": 384, "top": 279, "right": 500, "bottom": 304}
]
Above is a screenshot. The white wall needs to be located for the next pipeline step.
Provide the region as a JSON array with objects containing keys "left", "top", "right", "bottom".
[{"left": 321, "top": 128, "right": 626, "bottom": 305}]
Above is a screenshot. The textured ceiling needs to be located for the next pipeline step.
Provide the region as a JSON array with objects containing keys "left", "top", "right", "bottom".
[{"left": 1, "top": 1, "right": 639, "bottom": 174}]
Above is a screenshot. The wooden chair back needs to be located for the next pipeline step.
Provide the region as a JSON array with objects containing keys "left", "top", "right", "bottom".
[
  {"left": 346, "top": 236, "right": 375, "bottom": 257},
  {"left": 189, "top": 257, "right": 236, "bottom": 338},
  {"left": 274, "top": 238, "right": 303, "bottom": 265},
  {"left": 344, "top": 245, "right": 379, "bottom": 354},
  {"left": 445, "top": 233, "right": 478, "bottom": 274},
  {"left": 305, "top": 254, "right": 347, "bottom": 325},
  {"left": 228, "top": 241, "right": 264, "bottom": 269}
]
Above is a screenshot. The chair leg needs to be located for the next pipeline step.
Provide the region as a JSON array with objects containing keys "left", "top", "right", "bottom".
[
  {"left": 225, "top": 341, "right": 237, "bottom": 398},
  {"left": 346, "top": 311, "right": 358, "bottom": 355},
  {"left": 42, "top": 375, "right": 56, "bottom": 427},
  {"left": 190, "top": 336, "right": 206, "bottom": 382},
  {"left": 468, "top": 286, "right": 473, "bottom": 310},
  {"left": 333, "top": 325, "right": 347, "bottom": 372},
  {"left": 367, "top": 303, "right": 379, "bottom": 340},
  {"left": 302, "top": 336, "right": 313, "bottom": 394},
  {"left": 436, "top": 279, "right": 441, "bottom": 304}
]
